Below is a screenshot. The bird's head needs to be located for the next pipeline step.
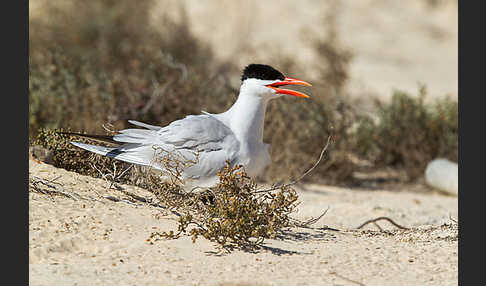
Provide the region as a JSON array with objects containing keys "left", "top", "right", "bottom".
[{"left": 240, "top": 64, "right": 311, "bottom": 100}]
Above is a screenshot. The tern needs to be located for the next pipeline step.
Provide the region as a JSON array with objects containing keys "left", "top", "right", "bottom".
[{"left": 68, "top": 64, "right": 311, "bottom": 188}]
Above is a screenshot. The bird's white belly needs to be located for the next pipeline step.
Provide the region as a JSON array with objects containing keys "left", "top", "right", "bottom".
[
  {"left": 171, "top": 142, "right": 270, "bottom": 190},
  {"left": 237, "top": 143, "right": 271, "bottom": 178}
]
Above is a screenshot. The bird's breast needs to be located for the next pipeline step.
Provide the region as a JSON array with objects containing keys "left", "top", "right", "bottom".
[{"left": 238, "top": 142, "right": 271, "bottom": 178}]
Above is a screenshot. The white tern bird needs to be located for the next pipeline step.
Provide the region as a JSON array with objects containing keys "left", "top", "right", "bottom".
[{"left": 68, "top": 64, "right": 311, "bottom": 188}]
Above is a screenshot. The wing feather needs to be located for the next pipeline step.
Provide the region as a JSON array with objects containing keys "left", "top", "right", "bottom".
[
  {"left": 128, "top": 120, "right": 162, "bottom": 131},
  {"left": 71, "top": 114, "right": 240, "bottom": 184}
]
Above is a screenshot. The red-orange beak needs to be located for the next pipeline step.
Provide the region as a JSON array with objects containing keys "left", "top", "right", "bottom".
[{"left": 266, "top": 77, "right": 312, "bottom": 98}]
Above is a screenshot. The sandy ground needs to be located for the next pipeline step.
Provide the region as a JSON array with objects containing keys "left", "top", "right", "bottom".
[{"left": 29, "top": 159, "right": 457, "bottom": 286}]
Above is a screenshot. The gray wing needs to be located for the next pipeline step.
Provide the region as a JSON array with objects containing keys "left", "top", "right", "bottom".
[{"left": 112, "top": 114, "right": 241, "bottom": 180}]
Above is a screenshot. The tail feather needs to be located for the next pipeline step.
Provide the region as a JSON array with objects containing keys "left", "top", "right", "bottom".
[
  {"left": 114, "top": 129, "right": 156, "bottom": 144},
  {"left": 70, "top": 142, "right": 160, "bottom": 169},
  {"left": 66, "top": 119, "right": 164, "bottom": 169},
  {"left": 61, "top": 119, "right": 160, "bottom": 145},
  {"left": 60, "top": 132, "right": 118, "bottom": 144}
]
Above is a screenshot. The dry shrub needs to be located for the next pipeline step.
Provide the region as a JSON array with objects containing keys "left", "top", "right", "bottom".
[{"left": 148, "top": 163, "right": 302, "bottom": 252}]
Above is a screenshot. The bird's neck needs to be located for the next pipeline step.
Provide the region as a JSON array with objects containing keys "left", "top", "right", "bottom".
[{"left": 226, "top": 92, "right": 269, "bottom": 145}]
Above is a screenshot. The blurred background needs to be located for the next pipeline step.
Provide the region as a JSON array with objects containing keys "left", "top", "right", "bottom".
[{"left": 29, "top": 0, "right": 458, "bottom": 189}]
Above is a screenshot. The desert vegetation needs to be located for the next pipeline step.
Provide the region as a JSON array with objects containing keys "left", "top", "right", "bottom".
[{"left": 29, "top": 0, "right": 458, "bottom": 187}]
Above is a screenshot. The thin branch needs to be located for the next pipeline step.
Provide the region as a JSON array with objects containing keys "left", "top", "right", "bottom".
[
  {"left": 449, "top": 215, "right": 458, "bottom": 224},
  {"left": 372, "top": 222, "right": 383, "bottom": 231},
  {"left": 108, "top": 164, "right": 134, "bottom": 190},
  {"left": 291, "top": 206, "right": 330, "bottom": 228},
  {"left": 103, "top": 195, "right": 138, "bottom": 206},
  {"left": 101, "top": 123, "right": 118, "bottom": 135},
  {"left": 49, "top": 175, "right": 63, "bottom": 184},
  {"left": 91, "top": 162, "right": 110, "bottom": 181},
  {"left": 253, "top": 136, "right": 332, "bottom": 194},
  {"left": 29, "top": 176, "right": 86, "bottom": 201},
  {"left": 329, "top": 271, "right": 365, "bottom": 286},
  {"left": 288, "top": 207, "right": 341, "bottom": 232},
  {"left": 357, "top": 216, "right": 409, "bottom": 230},
  {"left": 288, "top": 135, "right": 332, "bottom": 186}
]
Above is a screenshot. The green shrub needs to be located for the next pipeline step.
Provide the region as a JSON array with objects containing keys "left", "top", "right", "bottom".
[{"left": 355, "top": 86, "right": 458, "bottom": 180}]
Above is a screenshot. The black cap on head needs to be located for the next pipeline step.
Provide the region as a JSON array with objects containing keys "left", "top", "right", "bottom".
[{"left": 241, "top": 64, "right": 285, "bottom": 82}]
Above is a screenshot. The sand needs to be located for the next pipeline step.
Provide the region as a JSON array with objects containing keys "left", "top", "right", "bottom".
[{"left": 29, "top": 159, "right": 458, "bottom": 285}]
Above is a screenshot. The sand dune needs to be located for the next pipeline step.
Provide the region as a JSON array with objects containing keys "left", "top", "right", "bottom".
[{"left": 29, "top": 159, "right": 457, "bottom": 285}]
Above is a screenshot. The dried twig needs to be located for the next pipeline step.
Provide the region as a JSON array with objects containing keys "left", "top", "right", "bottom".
[
  {"left": 90, "top": 161, "right": 134, "bottom": 190},
  {"left": 101, "top": 123, "right": 118, "bottom": 135},
  {"left": 29, "top": 176, "right": 86, "bottom": 201},
  {"left": 449, "top": 215, "right": 458, "bottom": 224},
  {"left": 289, "top": 207, "right": 341, "bottom": 232},
  {"left": 300, "top": 207, "right": 330, "bottom": 227},
  {"left": 109, "top": 164, "right": 134, "bottom": 190},
  {"left": 91, "top": 162, "right": 110, "bottom": 181},
  {"left": 372, "top": 222, "right": 383, "bottom": 231},
  {"left": 253, "top": 136, "right": 332, "bottom": 194},
  {"left": 357, "top": 216, "right": 409, "bottom": 230},
  {"left": 290, "top": 206, "right": 336, "bottom": 230},
  {"left": 288, "top": 135, "right": 333, "bottom": 186},
  {"left": 50, "top": 175, "right": 63, "bottom": 183},
  {"left": 103, "top": 195, "right": 138, "bottom": 206},
  {"left": 329, "top": 271, "right": 365, "bottom": 286}
]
